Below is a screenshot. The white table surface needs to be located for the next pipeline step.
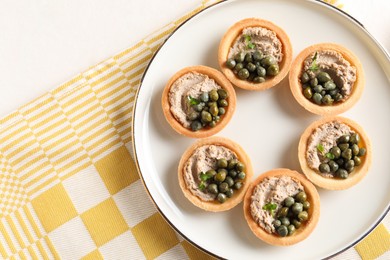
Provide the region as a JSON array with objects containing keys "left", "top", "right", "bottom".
[{"left": 0, "top": 0, "right": 388, "bottom": 117}]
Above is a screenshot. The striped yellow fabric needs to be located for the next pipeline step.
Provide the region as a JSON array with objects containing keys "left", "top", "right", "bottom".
[{"left": 0, "top": 0, "right": 388, "bottom": 259}]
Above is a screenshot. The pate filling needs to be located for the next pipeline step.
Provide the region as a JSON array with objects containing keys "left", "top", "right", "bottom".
[
  {"left": 184, "top": 145, "right": 236, "bottom": 201},
  {"left": 250, "top": 176, "right": 303, "bottom": 234},
  {"left": 306, "top": 121, "right": 355, "bottom": 174},
  {"left": 228, "top": 27, "right": 283, "bottom": 63},
  {"left": 168, "top": 72, "right": 221, "bottom": 128},
  {"left": 303, "top": 50, "right": 357, "bottom": 99}
]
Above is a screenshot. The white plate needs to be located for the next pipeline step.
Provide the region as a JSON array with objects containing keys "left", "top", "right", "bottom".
[{"left": 132, "top": 0, "right": 390, "bottom": 259}]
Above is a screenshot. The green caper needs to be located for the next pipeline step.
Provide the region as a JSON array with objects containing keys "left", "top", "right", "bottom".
[
  {"left": 214, "top": 170, "right": 226, "bottom": 182},
  {"left": 345, "top": 160, "right": 355, "bottom": 171},
  {"left": 206, "top": 169, "right": 217, "bottom": 177},
  {"left": 201, "top": 111, "right": 212, "bottom": 123},
  {"left": 267, "top": 64, "right": 279, "bottom": 76},
  {"left": 261, "top": 55, "right": 276, "bottom": 67},
  {"left": 310, "top": 77, "right": 318, "bottom": 87},
  {"left": 190, "top": 121, "right": 202, "bottom": 131},
  {"left": 302, "top": 201, "right": 310, "bottom": 210},
  {"left": 227, "top": 159, "right": 238, "bottom": 169},
  {"left": 234, "top": 181, "right": 242, "bottom": 190},
  {"left": 236, "top": 162, "right": 245, "bottom": 171},
  {"left": 336, "top": 169, "right": 348, "bottom": 179},
  {"left": 229, "top": 169, "right": 238, "bottom": 178},
  {"left": 321, "top": 90, "right": 326, "bottom": 96},
  {"left": 208, "top": 121, "right": 216, "bottom": 128},
  {"left": 245, "top": 53, "right": 252, "bottom": 63},
  {"left": 351, "top": 144, "right": 360, "bottom": 156},
  {"left": 234, "top": 52, "right": 245, "bottom": 63},
  {"left": 354, "top": 156, "right": 362, "bottom": 166},
  {"left": 280, "top": 217, "right": 290, "bottom": 226},
  {"left": 218, "top": 99, "right": 228, "bottom": 107},
  {"left": 312, "top": 93, "right": 322, "bottom": 105},
  {"left": 193, "top": 103, "right": 204, "bottom": 112},
  {"left": 292, "top": 219, "right": 302, "bottom": 229},
  {"left": 188, "top": 111, "right": 199, "bottom": 121},
  {"left": 219, "top": 182, "right": 229, "bottom": 193},
  {"left": 341, "top": 148, "right": 352, "bottom": 160},
  {"left": 288, "top": 224, "right": 296, "bottom": 235},
  {"left": 253, "top": 76, "right": 265, "bottom": 83},
  {"left": 207, "top": 184, "right": 218, "bottom": 194},
  {"left": 292, "top": 203, "right": 303, "bottom": 214},
  {"left": 324, "top": 81, "right": 336, "bottom": 90},
  {"left": 329, "top": 89, "right": 339, "bottom": 97},
  {"left": 273, "top": 219, "right": 282, "bottom": 228},
  {"left": 350, "top": 133, "right": 360, "bottom": 144},
  {"left": 246, "top": 62, "right": 257, "bottom": 72},
  {"left": 338, "top": 135, "right": 351, "bottom": 144},
  {"left": 209, "top": 105, "right": 219, "bottom": 117},
  {"left": 317, "top": 71, "right": 332, "bottom": 83},
  {"left": 336, "top": 158, "right": 345, "bottom": 166},
  {"left": 319, "top": 163, "right": 330, "bottom": 173},
  {"left": 298, "top": 211, "right": 309, "bottom": 222},
  {"left": 234, "top": 62, "right": 244, "bottom": 71},
  {"left": 329, "top": 160, "right": 339, "bottom": 173},
  {"left": 217, "top": 158, "right": 228, "bottom": 168},
  {"left": 313, "top": 84, "right": 323, "bottom": 93},
  {"left": 237, "top": 171, "right": 246, "bottom": 180},
  {"left": 330, "top": 146, "right": 341, "bottom": 158},
  {"left": 257, "top": 66, "right": 266, "bottom": 77},
  {"left": 218, "top": 107, "right": 225, "bottom": 115},
  {"left": 253, "top": 51, "right": 263, "bottom": 61},
  {"left": 338, "top": 143, "right": 349, "bottom": 151},
  {"left": 217, "top": 89, "right": 228, "bottom": 99},
  {"left": 200, "top": 92, "right": 209, "bottom": 102},
  {"left": 277, "top": 225, "right": 288, "bottom": 237},
  {"left": 303, "top": 87, "right": 313, "bottom": 99},
  {"left": 284, "top": 197, "right": 295, "bottom": 207},
  {"left": 296, "top": 191, "right": 307, "bottom": 203},
  {"left": 214, "top": 115, "right": 220, "bottom": 122},
  {"left": 279, "top": 207, "right": 289, "bottom": 217},
  {"left": 322, "top": 94, "right": 333, "bottom": 105},
  {"left": 335, "top": 93, "right": 343, "bottom": 101},
  {"left": 301, "top": 72, "right": 310, "bottom": 83},
  {"left": 226, "top": 188, "right": 234, "bottom": 198},
  {"left": 217, "top": 193, "right": 227, "bottom": 203},
  {"left": 225, "top": 176, "right": 234, "bottom": 187},
  {"left": 238, "top": 68, "right": 250, "bottom": 79},
  {"left": 209, "top": 89, "right": 219, "bottom": 101},
  {"left": 226, "top": 58, "right": 236, "bottom": 69},
  {"left": 358, "top": 147, "right": 366, "bottom": 156}
]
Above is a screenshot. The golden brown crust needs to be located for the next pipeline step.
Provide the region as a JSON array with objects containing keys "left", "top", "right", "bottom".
[
  {"left": 243, "top": 168, "right": 320, "bottom": 246},
  {"left": 298, "top": 116, "right": 372, "bottom": 190},
  {"left": 161, "top": 66, "right": 236, "bottom": 138},
  {"left": 178, "top": 136, "right": 253, "bottom": 212},
  {"left": 289, "top": 43, "right": 365, "bottom": 115},
  {"left": 218, "top": 18, "right": 293, "bottom": 91}
]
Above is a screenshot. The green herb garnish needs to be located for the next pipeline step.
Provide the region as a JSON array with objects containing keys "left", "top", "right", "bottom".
[
  {"left": 317, "top": 143, "right": 325, "bottom": 154},
  {"left": 187, "top": 96, "right": 200, "bottom": 106},
  {"left": 200, "top": 172, "right": 213, "bottom": 181},
  {"left": 199, "top": 182, "right": 206, "bottom": 190},
  {"left": 244, "top": 34, "right": 255, "bottom": 49},
  {"left": 326, "top": 152, "right": 335, "bottom": 160},
  {"left": 262, "top": 203, "right": 277, "bottom": 214},
  {"left": 309, "top": 51, "right": 319, "bottom": 71}
]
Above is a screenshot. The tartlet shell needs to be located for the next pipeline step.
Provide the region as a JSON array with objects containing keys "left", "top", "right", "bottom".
[
  {"left": 298, "top": 116, "right": 372, "bottom": 190},
  {"left": 243, "top": 168, "right": 320, "bottom": 246},
  {"left": 218, "top": 18, "right": 293, "bottom": 91},
  {"left": 289, "top": 43, "right": 365, "bottom": 115},
  {"left": 162, "top": 66, "right": 236, "bottom": 138},
  {"left": 178, "top": 136, "right": 253, "bottom": 212}
]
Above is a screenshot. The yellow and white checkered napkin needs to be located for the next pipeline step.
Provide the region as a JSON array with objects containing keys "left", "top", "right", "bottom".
[{"left": 0, "top": 0, "right": 389, "bottom": 259}]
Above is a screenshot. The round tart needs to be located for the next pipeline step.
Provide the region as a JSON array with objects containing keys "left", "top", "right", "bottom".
[
  {"left": 162, "top": 66, "right": 236, "bottom": 138},
  {"left": 289, "top": 43, "right": 364, "bottom": 115},
  {"left": 178, "top": 136, "right": 253, "bottom": 212},
  {"left": 243, "top": 168, "right": 320, "bottom": 246},
  {"left": 218, "top": 18, "right": 293, "bottom": 91},
  {"left": 298, "top": 116, "right": 371, "bottom": 190}
]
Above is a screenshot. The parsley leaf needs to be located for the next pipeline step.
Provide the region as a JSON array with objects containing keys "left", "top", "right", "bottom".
[
  {"left": 244, "top": 34, "right": 255, "bottom": 50},
  {"left": 200, "top": 172, "right": 213, "bottom": 182},
  {"left": 309, "top": 51, "right": 319, "bottom": 71},
  {"left": 187, "top": 96, "right": 200, "bottom": 106},
  {"left": 262, "top": 203, "right": 277, "bottom": 212},
  {"left": 317, "top": 143, "right": 325, "bottom": 154},
  {"left": 199, "top": 182, "right": 206, "bottom": 191},
  {"left": 325, "top": 152, "right": 335, "bottom": 160}
]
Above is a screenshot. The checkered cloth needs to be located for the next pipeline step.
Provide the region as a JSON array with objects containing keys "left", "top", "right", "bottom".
[{"left": 0, "top": 0, "right": 389, "bottom": 259}]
